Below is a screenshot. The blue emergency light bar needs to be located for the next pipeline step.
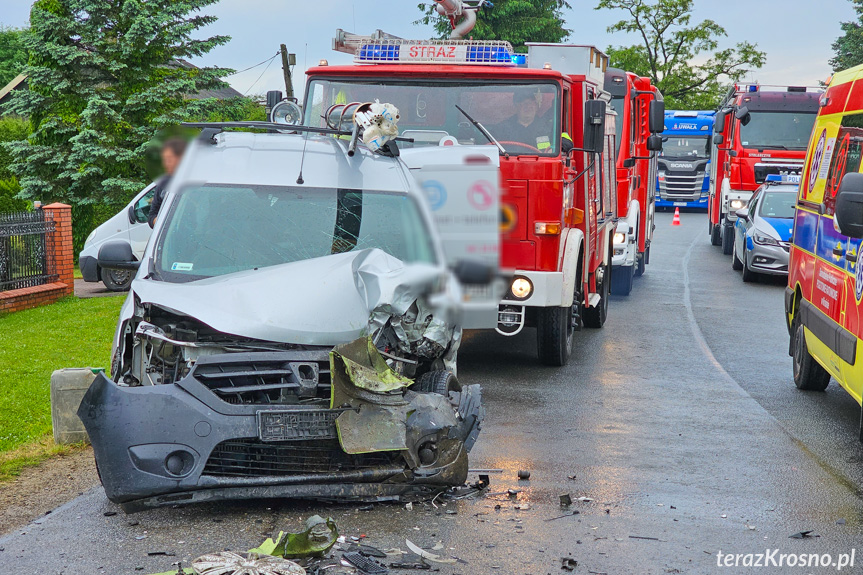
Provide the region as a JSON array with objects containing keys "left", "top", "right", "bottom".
[
  {"left": 355, "top": 39, "right": 517, "bottom": 66},
  {"left": 765, "top": 174, "right": 801, "bottom": 184}
]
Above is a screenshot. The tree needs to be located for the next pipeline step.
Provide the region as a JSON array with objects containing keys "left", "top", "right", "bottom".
[
  {"left": 831, "top": 0, "right": 863, "bottom": 72},
  {"left": 3, "top": 0, "right": 231, "bottom": 212},
  {"left": 0, "top": 26, "right": 29, "bottom": 89},
  {"left": 596, "top": 0, "right": 766, "bottom": 109},
  {"left": 0, "top": 117, "right": 30, "bottom": 213},
  {"left": 417, "top": 0, "right": 572, "bottom": 52}
]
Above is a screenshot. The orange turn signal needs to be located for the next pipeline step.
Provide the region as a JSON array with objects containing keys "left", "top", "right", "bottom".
[
  {"left": 535, "top": 222, "right": 562, "bottom": 235},
  {"left": 565, "top": 208, "right": 584, "bottom": 226}
]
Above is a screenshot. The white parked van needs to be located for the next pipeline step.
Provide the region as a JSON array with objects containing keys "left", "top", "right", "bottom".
[{"left": 78, "top": 182, "right": 156, "bottom": 291}]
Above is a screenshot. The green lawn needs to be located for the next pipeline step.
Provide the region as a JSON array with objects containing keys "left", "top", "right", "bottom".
[{"left": 0, "top": 296, "right": 124, "bottom": 477}]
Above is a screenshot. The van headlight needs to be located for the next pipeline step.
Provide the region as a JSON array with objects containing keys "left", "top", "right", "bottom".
[
  {"left": 613, "top": 232, "right": 626, "bottom": 245},
  {"left": 729, "top": 199, "right": 747, "bottom": 210},
  {"left": 84, "top": 229, "right": 97, "bottom": 247}
]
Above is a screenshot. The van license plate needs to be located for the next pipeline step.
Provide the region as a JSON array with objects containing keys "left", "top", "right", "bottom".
[{"left": 257, "top": 410, "right": 339, "bottom": 442}]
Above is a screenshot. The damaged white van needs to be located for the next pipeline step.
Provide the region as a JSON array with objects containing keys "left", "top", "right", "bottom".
[{"left": 79, "top": 120, "right": 497, "bottom": 512}]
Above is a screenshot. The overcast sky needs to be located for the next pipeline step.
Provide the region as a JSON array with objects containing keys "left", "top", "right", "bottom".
[{"left": 0, "top": 0, "right": 856, "bottom": 97}]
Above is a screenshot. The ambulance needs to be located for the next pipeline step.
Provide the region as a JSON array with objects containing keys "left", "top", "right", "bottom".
[{"left": 786, "top": 62, "right": 863, "bottom": 439}]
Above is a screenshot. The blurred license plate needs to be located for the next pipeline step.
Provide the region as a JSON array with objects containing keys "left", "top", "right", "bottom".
[
  {"left": 257, "top": 410, "right": 339, "bottom": 442},
  {"left": 673, "top": 202, "right": 687, "bottom": 206}
]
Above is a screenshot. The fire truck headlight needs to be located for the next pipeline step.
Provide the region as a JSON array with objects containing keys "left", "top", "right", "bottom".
[
  {"left": 730, "top": 199, "right": 747, "bottom": 210},
  {"left": 510, "top": 277, "right": 533, "bottom": 300},
  {"left": 613, "top": 232, "right": 626, "bottom": 245}
]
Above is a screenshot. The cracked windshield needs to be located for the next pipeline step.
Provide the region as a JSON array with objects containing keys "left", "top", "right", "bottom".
[
  {"left": 305, "top": 79, "right": 561, "bottom": 155},
  {"left": 156, "top": 185, "right": 435, "bottom": 281}
]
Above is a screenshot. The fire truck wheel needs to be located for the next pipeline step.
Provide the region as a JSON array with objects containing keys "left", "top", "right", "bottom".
[
  {"left": 536, "top": 306, "right": 573, "bottom": 366},
  {"left": 791, "top": 318, "right": 831, "bottom": 391},
  {"left": 732, "top": 247, "right": 743, "bottom": 271},
  {"left": 610, "top": 265, "right": 634, "bottom": 296},
  {"left": 710, "top": 224, "right": 721, "bottom": 246},
  {"left": 721, "top": 225, "right": 734, "bottom": 255},
  {"left": 584, "top": 265, "right": 609, "bottom": 329},
  {"left": 741, "top": 252, "right": 757, "bottom": 282},
  {"left": 635, "top": 251, "right": 646, "bottom": 277}
]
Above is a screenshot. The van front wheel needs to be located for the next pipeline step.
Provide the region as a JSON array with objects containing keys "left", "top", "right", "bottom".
[{"left": 791, "top": 319, "right": 830, "bottom": 391}]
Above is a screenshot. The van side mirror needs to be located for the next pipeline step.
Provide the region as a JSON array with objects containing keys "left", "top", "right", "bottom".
[
  {"left": 583, "top": 100, "right": 606, "bottom": 153},
  {"left": 649, "top": 100, "right": 665, "bottom": 133},
  {"left": 735, "top": 105, "right": 751, "bottom": 126},
  {"left": 835, "top": 173, "right": 863, "bottom": 238},
  {"left": 646, "top": 135, "right": 663, "bottom": 151},
  {"left": 736, "top": 208, "right": 749, "bottom": 221},
  {"left": 713, "top": 134, "right": 724, "bottom": 146},
  {"left": 714, "top": 111, "right": 725, "bottom": 134},
  {"left": 98, "top": 241, "right": 140, "bottom": 271}
]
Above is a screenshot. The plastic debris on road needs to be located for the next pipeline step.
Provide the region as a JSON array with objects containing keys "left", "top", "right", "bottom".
[
  {"left": 249, "top": 516, "right": 338, "bottom": 559},
  {"left": 192, "top": 552, "right": 306, "bottom": 575},
  {"left": 405, "top": 538, "right": 457, "bottom": 564}
]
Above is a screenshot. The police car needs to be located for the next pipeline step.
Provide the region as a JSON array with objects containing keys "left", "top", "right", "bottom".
[{"left": 732, "top": 174, "right": 798, "bottom": 281}]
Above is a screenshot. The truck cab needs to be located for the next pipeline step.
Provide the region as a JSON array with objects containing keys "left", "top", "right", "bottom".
[
  {"left": 303, "top": 36, "right": 617, "bottom": 365},
  {"left": 604, "top": 67, "right": 664, "bottom": 295},
  {"left": 709, "top": 84, "right": 821, "bottom": 255},
  {"left": 657, "top": 110, "right": 714, "bottom": 210}
]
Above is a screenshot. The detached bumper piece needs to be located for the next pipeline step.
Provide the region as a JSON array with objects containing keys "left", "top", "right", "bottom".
[{"left": 78, "top": 341, "right": 483, "bottom": 512}]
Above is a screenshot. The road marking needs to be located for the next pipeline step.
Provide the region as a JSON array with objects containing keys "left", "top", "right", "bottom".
[{"left": 681, "top": 234, "right": 750, "bottom": 397}]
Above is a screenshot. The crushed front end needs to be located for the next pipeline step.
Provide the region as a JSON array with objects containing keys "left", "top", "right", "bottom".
[{"left": 78, "top": 255, "right": 483, "bottom": 512}]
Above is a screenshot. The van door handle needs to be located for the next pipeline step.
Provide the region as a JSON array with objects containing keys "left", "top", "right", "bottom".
[
  {"left": 833, "top": 246, "right": 845, "bottom": 257},
  {"left": 847, "top": 252, "right": 858, "bottom": 263}
]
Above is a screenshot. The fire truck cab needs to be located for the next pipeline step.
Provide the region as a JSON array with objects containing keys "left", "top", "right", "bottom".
[
  {"left": 604, "top": 68, "right": 665, "bottom": 295},
  {"left": 709, "top": 84, "right": 821, "bottom": 255},
  {"left": 303, "top": 35, "right": 617, "bottom": 365}
]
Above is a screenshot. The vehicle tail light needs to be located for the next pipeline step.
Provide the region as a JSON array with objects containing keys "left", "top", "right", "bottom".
[{"left": 535, "top": 222, "right": 561, "bottom": 235}]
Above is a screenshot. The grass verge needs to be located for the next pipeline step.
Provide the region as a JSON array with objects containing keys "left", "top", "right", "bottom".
[{"left": 0, "top": 295, "right": 124, "bottom": 480}]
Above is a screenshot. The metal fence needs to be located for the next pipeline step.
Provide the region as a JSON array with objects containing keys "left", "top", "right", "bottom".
[{"left": 0, "top": 210, "right": 57, "bottom": 292}]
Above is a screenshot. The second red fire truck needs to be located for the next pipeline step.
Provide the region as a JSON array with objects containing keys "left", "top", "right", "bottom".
[{"left": 604, "top": 67, "right": 664, "bottom": 295}]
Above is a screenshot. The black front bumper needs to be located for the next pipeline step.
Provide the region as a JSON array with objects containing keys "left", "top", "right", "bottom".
[{"left": 78, "top": 364, "right": 481, "bottom": 512}]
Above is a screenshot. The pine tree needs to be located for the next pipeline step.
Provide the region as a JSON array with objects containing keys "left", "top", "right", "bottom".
[
  {"left": 831, "top": 0, "right": 863, "bottom": 72},
  {"left": 0, "top": 26, "right": 29, "bottom": 88},
  {"left": 4, "top": 0, "right": 231, "bottom": 209},
  {"left": 417, "top": 0, "right": 572, "bottom": 52}
]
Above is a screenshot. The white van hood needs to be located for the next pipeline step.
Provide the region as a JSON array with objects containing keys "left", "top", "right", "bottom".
[{"left": 130, "top": 249, "right": 443, "bottom": 347}]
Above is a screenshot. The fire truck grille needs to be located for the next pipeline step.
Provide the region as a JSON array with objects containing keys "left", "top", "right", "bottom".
[
  {"left": 754, "top": 164, "right": 802, "bottom": 184},
  {"left": 659, "top": 173, "right": 704, "bottom": 200}
]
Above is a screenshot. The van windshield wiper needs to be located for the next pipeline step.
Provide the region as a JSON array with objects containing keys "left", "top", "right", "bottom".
[{"left": 455, "top": 105, "right": 507, "bottom": 156}]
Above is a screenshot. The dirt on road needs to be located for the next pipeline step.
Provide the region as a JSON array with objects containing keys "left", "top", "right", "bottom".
[{"left": 0, "top": 448, "right": 98, "bottom": 535}]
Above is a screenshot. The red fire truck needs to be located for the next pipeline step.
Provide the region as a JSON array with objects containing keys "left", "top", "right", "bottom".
[
  {"left": 604, "top": 68, "right": 664, "bottom": 295},
  {"left": 302, "top": 32, "right": 626, "bottom": 365},
  {"left": 708, "top": 84, "right": 821, "bottom": 255}
]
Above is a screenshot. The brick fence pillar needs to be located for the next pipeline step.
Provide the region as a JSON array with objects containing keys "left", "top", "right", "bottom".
[{"left": 42, "top": 203, "right": 74, "bottom": 296}]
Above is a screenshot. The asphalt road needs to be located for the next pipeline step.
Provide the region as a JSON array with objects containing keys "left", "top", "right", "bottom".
[{"left": 4, "top": 211, "right": 863, "bottom": 574}]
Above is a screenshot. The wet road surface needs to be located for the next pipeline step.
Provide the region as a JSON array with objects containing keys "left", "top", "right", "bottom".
[{"left": 4, "top": 211, "right": 863, "bottom": 574}]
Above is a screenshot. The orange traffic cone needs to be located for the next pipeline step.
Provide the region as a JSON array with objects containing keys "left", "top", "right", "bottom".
[{"left": 672, "top": 207, "right": 681, "bottom": 226}]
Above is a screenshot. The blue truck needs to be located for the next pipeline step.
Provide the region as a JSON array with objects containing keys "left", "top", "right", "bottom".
[{"left": 656, "top": 110, "right": 715, "bottom": 209}]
